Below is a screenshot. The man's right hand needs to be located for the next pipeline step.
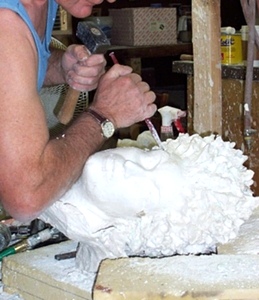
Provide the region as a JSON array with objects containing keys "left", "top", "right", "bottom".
[{"left": 89, "top": 63, "right": 157, "bottom": 129}]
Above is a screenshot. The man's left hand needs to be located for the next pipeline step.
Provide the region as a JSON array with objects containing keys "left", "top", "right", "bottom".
[{"left": 62, "top": 44, "right": 106, "bottom": 92}]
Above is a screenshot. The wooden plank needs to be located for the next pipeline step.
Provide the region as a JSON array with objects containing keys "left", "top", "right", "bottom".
[
  {"left": 106, "top": 44, "right": 193, "bottom": 60},
  {"left": 94, "top": 255, "right": 259, "bottom": 300},
  {"left": 2, "top": 241, "right": 93, "bottom": 300},
  {"left": 192, "top": 0, "right": 222, "bottom": 135}
]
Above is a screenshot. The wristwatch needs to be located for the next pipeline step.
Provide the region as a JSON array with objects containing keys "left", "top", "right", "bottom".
[{"left": 86, "top": 108, "right": 115, "bottom": 139}]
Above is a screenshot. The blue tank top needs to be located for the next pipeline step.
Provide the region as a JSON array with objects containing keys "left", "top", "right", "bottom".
[{"left": 0, "top": 0, "right": 58, "bottom": 91}]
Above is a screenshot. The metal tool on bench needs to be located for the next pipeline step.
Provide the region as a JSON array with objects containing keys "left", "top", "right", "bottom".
[
  {"left": 0, "top": 226, "right": 66, "bottom": 261},
  {"left": 56, "top": 21, "right": 111, "bottom": 125}
]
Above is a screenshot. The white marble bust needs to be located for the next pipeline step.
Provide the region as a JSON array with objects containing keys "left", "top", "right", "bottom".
[{"left": 40, "top": 133, "right": 259, "bottom": 273}]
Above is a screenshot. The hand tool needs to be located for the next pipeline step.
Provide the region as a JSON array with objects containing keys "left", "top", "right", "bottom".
[
  {"left": 56, "top": 21, "right": 111, "bottom": 125},
  {"left": 0, "top": 227, "right": 61, "bottom": 261},
  {"left": 54, "top": 250, "right": 77, "bottom": 260},
  {"left": 0, "top": 223, "right": 11, "bottom": 252},
  {"left": 109, "top": 52, "right": 166, "bottom": 150}
]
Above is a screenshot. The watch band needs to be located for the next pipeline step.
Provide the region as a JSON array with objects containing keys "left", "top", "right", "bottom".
[
  {"left": 86, "top": 108, "right": 115, "bottom": 139},
  {"left": 86, "top": 108, "right": 106, "bottom": 124}
]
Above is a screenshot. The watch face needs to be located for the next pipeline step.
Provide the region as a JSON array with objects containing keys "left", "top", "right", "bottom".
[{"left": 101, "top": 120, "right": 115, "bottom": 138}]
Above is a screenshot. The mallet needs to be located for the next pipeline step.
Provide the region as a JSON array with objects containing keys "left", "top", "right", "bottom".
[{"left": 56, "top": 21, "right": 111, "bottom": 125}]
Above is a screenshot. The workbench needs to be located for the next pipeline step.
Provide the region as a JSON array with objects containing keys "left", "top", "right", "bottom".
[
  {"left": 2, "top": 207, "right": 259, "bottom": 300},
  {"left": 173, "top": 61, "right": 259, "bottom": 195}
]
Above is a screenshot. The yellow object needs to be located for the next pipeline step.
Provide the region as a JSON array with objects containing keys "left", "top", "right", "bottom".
[{"left": 221, "top": 33, "right": 243, "bottom": 65}]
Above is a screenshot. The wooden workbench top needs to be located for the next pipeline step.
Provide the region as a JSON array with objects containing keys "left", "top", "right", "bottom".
[{"left": 94, "top": 255, "right": 259, "bottom": 299}]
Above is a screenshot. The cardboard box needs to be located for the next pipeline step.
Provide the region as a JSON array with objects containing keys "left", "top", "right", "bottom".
[{"left": 109, "top": 7, "right": 177, "bottom": 46}]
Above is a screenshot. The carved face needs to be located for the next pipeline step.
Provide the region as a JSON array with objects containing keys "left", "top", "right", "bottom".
[{"left": 81, "top": 147, "right": 185, "bottom": 218}]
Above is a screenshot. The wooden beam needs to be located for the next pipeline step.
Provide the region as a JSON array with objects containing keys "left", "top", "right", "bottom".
[
  {"left": 192, "top": 0, "right": 222, "bottom": 135},
  {"left": 94, "top": 255, "right": 259, "bottom": 299}
]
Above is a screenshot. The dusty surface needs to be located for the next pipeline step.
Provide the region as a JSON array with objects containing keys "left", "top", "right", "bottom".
[
  {"left": 94, "top": 254, "right": 259, "bottom": 299},
  {"left": 1, "top": 240, "right": 94, "bottom": 300}
]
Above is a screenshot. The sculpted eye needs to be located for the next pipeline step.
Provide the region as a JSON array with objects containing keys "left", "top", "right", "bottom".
[
  {"left": 123, "top": 161, "right": 144, "bottom": 177},
  {"left": 138, "top": 150, "right": 170, "bottom": 170}
]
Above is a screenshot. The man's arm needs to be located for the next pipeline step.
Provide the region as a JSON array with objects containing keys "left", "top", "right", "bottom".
[{"left": 0, "top": 10, "right": 156, "bottom": 222}]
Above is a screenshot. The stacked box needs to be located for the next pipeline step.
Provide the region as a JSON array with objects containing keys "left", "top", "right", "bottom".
[{"left": 109, "top": 7, "right": 177, "bottom": 46}]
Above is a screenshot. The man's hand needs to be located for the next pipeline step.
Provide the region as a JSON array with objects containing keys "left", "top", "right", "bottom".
[
  {"left": 62, "top": 44, "right": 106, "bottom": 92},
  {"left": 90, "top": 64, "right": 157, "bottom": 128}
]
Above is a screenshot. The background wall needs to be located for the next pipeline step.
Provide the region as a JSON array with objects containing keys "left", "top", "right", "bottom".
[
  {"left": 221, "top": 0, "right": 245, "bottom": 30},
  {"left": 68, "top": 0, "right": 248, "bottom": 126},
  {"left": 72, "top": 1, "right": 246, "bottom": 35}
]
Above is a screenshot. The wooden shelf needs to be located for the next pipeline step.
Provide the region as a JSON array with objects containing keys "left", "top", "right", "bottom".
[
  {"left": 105, "top": 43, "right": 192, "bottom": 60},
  {"left": 104, "top": 43, "right": 193, "bottom": 74}
]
